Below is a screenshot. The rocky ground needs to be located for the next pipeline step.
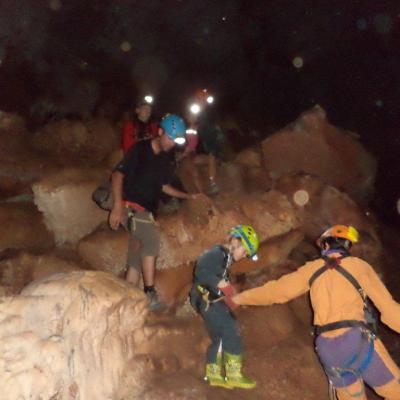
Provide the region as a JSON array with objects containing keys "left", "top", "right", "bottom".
[{"left": 0, "top": 107, "right": 397, "bottom": 399}]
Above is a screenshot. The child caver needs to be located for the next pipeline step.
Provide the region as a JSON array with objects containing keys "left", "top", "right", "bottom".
[{"left": 190, "top": 225, "right": 259, "bottom": 389}]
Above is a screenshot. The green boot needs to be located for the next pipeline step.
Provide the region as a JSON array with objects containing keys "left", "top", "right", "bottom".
[
  {"left": 224, "top": 352, "right": 256, "bottom": 390},
  {"left": 204, "top": 353, "right": 233, "bottom": 389}
]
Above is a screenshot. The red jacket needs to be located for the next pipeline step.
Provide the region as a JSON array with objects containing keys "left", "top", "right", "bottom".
[{"left": 121, "top": 119, "right": 159, "bottom": 154}]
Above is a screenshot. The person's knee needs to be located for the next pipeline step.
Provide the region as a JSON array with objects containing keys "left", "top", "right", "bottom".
[
  {"left": 373, "top": 378, "right": 400, "bottom": 400},
  {"left": 336, "top": 380, "right": 366, "bottom": 400}
]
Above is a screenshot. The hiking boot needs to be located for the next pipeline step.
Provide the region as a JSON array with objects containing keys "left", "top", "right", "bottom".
[
  {"left": 204, "top": 353, "right": 233, "bottom": 390},
  {"left": 146, "top": 290, "right": 168, "bottom": 312},
  {"left": 224, "top": 352, "right": 256, "bottom": 389}
]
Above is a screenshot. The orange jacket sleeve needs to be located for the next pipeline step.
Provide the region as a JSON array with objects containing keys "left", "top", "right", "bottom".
[
  {"left": 235, "top": 260, "right": 320, "bottom": 306},
  {"left": 122, "top": 121, "right": 135, "bottom": 154},
  {"left": 357, "top": 258, "right": 400, "bottom": 333}
]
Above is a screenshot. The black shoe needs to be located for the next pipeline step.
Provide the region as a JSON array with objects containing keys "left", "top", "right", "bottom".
[{"left": 146, "top": 290, "right": 168, "bottom": 312}]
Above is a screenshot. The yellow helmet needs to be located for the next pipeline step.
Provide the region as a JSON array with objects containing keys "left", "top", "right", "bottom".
[
  {"left": 229, "top": 225, "right": 259, "bottom": 258},
  {"left": 318, "top": 225, "right": 359, "bottom": 247}
]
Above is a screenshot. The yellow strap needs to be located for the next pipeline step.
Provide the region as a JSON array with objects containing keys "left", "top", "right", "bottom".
[{"left": 196, "top": 285, "right": 224, "bottom": 312}]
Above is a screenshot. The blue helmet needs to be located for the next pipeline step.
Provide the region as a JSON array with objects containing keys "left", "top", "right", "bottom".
[{"left": 160, "top": 114, "right": 186, "bottom": 144}]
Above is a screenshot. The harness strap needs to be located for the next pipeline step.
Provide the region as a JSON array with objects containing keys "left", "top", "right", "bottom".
[
  {"left": 196, "top": 285, "right": 224, "bottom": 312},
  {"left": 310, "top": 255, "right": 378, "bottom": 335},
  {"left": 127, "top": 209, "right": 158, "bottom": 231},
  {"left": 314, "top": 320, "right": 370, "bottom": 335},
  {"left": 331, "top": 332, "right": 375, "bottom": 380}
]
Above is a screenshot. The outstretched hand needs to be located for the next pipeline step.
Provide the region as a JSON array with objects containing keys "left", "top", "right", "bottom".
[{"left": 109, "top": 206, "right": 123, "bottom": 230}]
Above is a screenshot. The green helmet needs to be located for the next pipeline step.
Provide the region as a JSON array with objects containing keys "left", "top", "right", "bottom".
[{"left": 229, "top": 225, "right": 259, "bottom": 258}]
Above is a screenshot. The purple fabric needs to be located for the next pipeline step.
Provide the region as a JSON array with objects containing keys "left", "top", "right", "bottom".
[{"left": 315, "top": 328, "right": 394, "bottom": 388}]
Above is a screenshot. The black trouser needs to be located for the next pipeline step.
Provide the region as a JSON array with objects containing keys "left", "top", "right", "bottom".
[{"left": 199, "top": 300, "right": 243, "bottom": 363}]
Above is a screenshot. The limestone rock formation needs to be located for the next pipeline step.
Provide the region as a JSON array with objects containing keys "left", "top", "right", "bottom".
[
  {"left": 0, "top": 271, "right": 151, "bottom": 400},
  {"left": 32, "top": 169, "right": 108, "bottom": 246},
  {"left": 262, "top": 105, "right": 376, "bottom": 201}
]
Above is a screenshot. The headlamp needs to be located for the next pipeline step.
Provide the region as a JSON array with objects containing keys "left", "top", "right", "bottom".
[
  {"left": 144, "top": 95, "right": 154, "bottom": 104},
  {"left": 189, "top": 103, "right": 201, "bottom": 114},
  {"left": 174, "top": 137, "right": 186, "bottom": 145}
]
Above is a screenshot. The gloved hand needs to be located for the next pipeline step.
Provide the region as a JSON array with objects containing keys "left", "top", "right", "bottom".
[{"left": 220, "top": 284, "right": 238, "bottom": 310}]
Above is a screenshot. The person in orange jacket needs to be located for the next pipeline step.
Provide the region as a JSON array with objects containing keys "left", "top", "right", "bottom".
[{"left": 232, "top": 225, "right": 400, "bottom": 400}]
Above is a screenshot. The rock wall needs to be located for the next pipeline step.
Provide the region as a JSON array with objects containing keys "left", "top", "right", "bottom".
[
  {"left": 262, "top": 105, "right": 376, "bottom": 201},
  {"left": 0, "top": 271, "right": 151, "bottom": 400}
]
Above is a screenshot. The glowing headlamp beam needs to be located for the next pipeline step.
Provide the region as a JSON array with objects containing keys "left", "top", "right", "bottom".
[
  {"left": 174, "top": 137, "right": 186, "bottom": 145},
  {"left": 189, "top": 103, "right": 201, "bottom": 114}
]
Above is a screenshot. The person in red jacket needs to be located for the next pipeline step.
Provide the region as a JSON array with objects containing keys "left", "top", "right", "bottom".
[{"left": 121, "top": 100, "right": 159, "bottom": 154}]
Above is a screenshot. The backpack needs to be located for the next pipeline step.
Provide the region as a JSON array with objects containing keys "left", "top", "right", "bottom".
[{"left": 92, "top": 180, "right": 113, "bottom": 211}]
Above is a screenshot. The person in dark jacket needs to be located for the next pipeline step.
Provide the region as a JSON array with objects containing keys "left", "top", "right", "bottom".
[
  {"left": 110, "top": 114, "right": 204, "bottom": 311},
  {"left": 190, "top": 225, "right": 259, "bottom": 389}
]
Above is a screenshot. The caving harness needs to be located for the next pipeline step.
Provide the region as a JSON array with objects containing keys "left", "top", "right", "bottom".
[
  {"left": 309, "top": 252, "right": 378, "bottom": 399},
  {"left": 310, "top": 252, "right": 378, "bottom": 336},
  {"left": 196, "top": 284, "right": 225, "bottom": 312},
  {"left": 124, "top": 202, "right": 158, "bottom": 231},
  {"left": 195, "top": 246, "right": 232, "bottom": 312}
]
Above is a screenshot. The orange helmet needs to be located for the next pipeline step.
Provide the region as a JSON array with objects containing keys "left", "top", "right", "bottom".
[{"left": 317, "top": 225, "right": 359, "bottom": 248}]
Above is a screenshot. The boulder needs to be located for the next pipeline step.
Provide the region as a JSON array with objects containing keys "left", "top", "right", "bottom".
[
  {"left": 234, "top": 146, "right": 263, "bottom": 168},
  {"left": 32, "top": 169, "right": 108, "bottom": 246},
  {"left": 0, "top": 252, "right": 83, "bottom": 295},
  {"left": 177, "top": 147, "right": 272, "bottom": 195},
  {"left": 0, "top": 271, "right": 151, "bottom": 400},
  {"left": 77, "top": 228, "right": 129, "bottom": 276},
  {"left": 78, "top": 191, "right": 299, "bottom": 272},
  {"left": 0, "top": 202, "right": 54, "bottom": 252},
  {"left": 262, "top": 105, "right": 376, "bottom": 201},
  {"left": 275, "top": 173, "right": 382, "bottom": 264},
  {"left": 32, "top": 119, "right": 119, "bottom": 166}
]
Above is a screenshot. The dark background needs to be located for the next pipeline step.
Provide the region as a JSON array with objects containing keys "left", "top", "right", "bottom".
[{"left": 0, "top": 0, "right": 398, "bottom": 225}]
